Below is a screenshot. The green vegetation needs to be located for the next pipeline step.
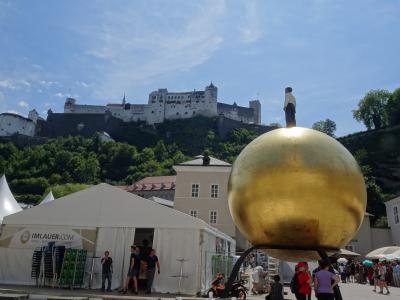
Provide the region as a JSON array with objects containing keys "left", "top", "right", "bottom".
[
  {"left": 352, "top": 88, "right": 400, "bottom": 129},
  {"left": 1, "top": 88, "right": 399, "bottom": 221},
  {"left": 312, "top": 119, "right": 337, "bottom": 137},
  {"left": 0, "top": 135, "right": 188, "bottom": 204},
  {"left": 0, "top": 126, "right": 260, "bottom": 205},
  {"left": 44, "top": 183, "right": 89, "bottom": 199}
]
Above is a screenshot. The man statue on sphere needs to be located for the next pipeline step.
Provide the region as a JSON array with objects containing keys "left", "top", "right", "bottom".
[{"left": 284, "top": 87, "right": 296, "bottom": 127}]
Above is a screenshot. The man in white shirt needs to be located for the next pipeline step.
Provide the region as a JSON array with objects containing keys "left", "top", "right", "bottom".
[{"left": 284, "top": 87, "right": 296, "bottom": 127}]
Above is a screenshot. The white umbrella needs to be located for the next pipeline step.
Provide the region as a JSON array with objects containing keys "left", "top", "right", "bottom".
[
  {"left": 366, "top": 246, "right": 400, "bottom": 260},
  {"left": 337, "top": 258, "right": 348, "bottom": 263}
]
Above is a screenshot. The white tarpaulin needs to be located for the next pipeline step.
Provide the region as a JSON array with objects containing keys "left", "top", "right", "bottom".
[
  {"left": 39, "top": 191, "right": 55, "bottom": 205},
  {"left": 152, "top": 228, "right": 200, "bottom": 294},
  {"left": 0, "top": 175, "right": 22, "bottom": 223},
  {"left": 0, "top": 183, "right": 234, "bottom": 295},
  {"left": 94, "top": 227, "right": 136, "bottom": 289}
]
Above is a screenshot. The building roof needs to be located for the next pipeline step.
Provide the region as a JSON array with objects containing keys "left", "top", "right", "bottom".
[
  {"left": 149, "top": 196, "right": 174, "bottom": 207},
  {"left": 0, "top": 112, "right": 33, "bottom": 123},
  {"left": 384, "top": 196, "right": 400, "bottom": 206},
  {"left": 131, "top": 175, "right": 176, "bottom": 191},
  {"left": 178, "top": 155, "right": 231, "bottom": 167}
]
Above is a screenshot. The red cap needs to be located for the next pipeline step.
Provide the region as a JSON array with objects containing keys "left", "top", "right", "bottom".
[{"left": 297, "top": 262, "right": 306, "bottom": 267}]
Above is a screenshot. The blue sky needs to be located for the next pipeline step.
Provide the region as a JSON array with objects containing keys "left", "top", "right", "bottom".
[{"left": 0, "top": 0, "right": 399, "bottom": 136}]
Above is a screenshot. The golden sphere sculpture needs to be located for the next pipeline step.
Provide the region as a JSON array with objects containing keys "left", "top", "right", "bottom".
[{"left": 228, "top": 127, "right": 367, "bottom": 261}]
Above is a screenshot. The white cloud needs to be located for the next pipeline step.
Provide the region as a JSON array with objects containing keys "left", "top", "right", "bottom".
[
  {"left": 55, "top": 92, "right": 66, "bottom": 98},
  {"left": 82, "top": 0, "right": 226, "bottom": 98},
  {"left": 239, "top": 0, "right": 263, "bottom": 44},
  {"left": 76, "top": 81, "right": 89, "bottom": 88},
  {"left": 0, "top": 79, "right": 31, "bottom": 90},
  {"left": 7, "top": 110, "right": 22, "bottom": 115},
  {"left": 18, "top": 100, "right": 29, "bottom": 108},
  {"left": 40, "top": 80, "right": 60, "bottom": 88},
  {"left": 0, "top": 79, "right": 16, "bottom": 89}
]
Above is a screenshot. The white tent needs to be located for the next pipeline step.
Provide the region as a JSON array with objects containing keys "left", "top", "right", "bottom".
[
  {"left": 39, "top": 190, "right": 55, "bottom": 205},
  {"left": 0, "top": 174, "right": 22, "bottom": 223},
  {"left": 0, "top": 183, "right": 234, "bottom": 294}
]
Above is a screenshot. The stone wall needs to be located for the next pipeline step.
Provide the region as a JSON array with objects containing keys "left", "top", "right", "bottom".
[{"left": 0, "top": 114, "right": 36, "bottom": 137}]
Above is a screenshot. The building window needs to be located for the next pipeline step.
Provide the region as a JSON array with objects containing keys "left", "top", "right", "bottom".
[
  {"left": 210, "top": 210, "right": 217, "bottom": 224},
  {"left": 394, "top": 206, "right": 399, "bottom": 225},
  {"left": 189, "top": 210, "right": 198, "bottom": 218},
  {"left": 211, "top": 184, "right": 219, "bottom": 198},
  {"left": 191, "top": 184, "right": 199, "bottom": 198}
]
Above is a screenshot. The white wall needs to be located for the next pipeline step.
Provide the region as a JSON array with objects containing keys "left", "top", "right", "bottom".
[
  {"left": 0, "top": 114, "right": 36, "bottom": 137},
  {"left": 386, "top": 197, "right": 400, "bottom": 245}
]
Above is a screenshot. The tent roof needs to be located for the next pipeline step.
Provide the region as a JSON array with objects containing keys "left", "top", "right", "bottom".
[
  {"left": 3, "top": 184, "right": 231, "bottom": 239},
  {"left": 334, "top": 248, "right": 360, "bottom": 257},
  {"left": 0, "top": 175, "right": 22, "bottom": 222},
  {"left": 39, "top": 191, "right": 55, "bottom": 205}
]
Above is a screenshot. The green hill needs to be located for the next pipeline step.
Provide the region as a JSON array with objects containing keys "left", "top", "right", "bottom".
[{"left": 1, "top": 119, "right": 398, "bottom": 222}]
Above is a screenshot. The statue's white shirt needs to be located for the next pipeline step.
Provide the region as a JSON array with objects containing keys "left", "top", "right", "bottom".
[{"left": 284, "top": 93, "right": 296, "bottom": 109}]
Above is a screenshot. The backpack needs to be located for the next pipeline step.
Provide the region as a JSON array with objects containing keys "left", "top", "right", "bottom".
[{"left": 290, "top": 273, "right": 299, "bottom": 294}]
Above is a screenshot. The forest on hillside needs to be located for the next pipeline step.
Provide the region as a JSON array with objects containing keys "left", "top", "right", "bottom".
[{"left": 0, "top": 86, "right": 399, "bottom": 225}]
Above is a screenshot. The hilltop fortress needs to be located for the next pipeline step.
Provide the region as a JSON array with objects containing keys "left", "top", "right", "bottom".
[
  {"left": 64, "top": 83, "right": 261, "bottom": 125},
  {"left": 0, "top": 83, "right": 264, "bottom": 140}
]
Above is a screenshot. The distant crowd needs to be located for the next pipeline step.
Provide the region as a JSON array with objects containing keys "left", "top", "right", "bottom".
[
  {"left": 337, "top": 260, "right": 400, "bottom": 292},
  {"left": 285, "top": 258, "right": 400, "bottom": 300}
]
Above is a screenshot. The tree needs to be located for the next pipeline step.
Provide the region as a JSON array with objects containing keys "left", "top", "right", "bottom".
[
  {"left": 352, "top": 89, "right": 391, "bottom": 130},
  {"left": 44, "top": 183, "right": 89, "bottom": 199},
  {"left": 387, "top": 88, "right": 400, "bottom": 126},
  {"left": 312, "top": 119, "right": 337, "bottom": 136}
]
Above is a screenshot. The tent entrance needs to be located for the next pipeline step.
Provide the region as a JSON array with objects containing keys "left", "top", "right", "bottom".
[
  {"left": 134, "top": 228, "right": 154, "bottom": 255},
  {"left": 132, "top": 228, "right": 154, "bottom": 291}
]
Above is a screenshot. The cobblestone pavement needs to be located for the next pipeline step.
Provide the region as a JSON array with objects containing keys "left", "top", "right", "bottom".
[{"left": 247, "top": 283, "right": 400, "bottom": 300}]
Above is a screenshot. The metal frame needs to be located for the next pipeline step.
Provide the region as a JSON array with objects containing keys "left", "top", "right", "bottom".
[{"left": 220, "top": 245, "right": 334, "bottom": 298}]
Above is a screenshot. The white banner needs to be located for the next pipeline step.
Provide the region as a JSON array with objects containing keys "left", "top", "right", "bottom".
[{"left": 9, "top": 228, "right": 83, "bottom": 249}]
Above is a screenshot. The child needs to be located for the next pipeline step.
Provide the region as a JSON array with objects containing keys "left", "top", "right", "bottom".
[{"left": 267, "top": 275, "right": 284, "bottom": 300}]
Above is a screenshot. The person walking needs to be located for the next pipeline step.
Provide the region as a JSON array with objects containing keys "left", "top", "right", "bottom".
[
  {"left": 268, "top": 275, "right": 284, "bottom": 300},
  {"left": 338, "top": 264, "right": 346, "bottom": 283},
  {"left": 314, "top": 260, "right": 340, "bottom": 300},
  {"left": 145, "top": 249, "right": 160, "bottom": 294},
  {"left": 392, "top": 261, "right": 400, "bottom": 287},
  {"left": 101, "top": 251, "right": 113, "bottom": 292},
  {"left": 120, "top": 245, "right": 139, "bottom": 294},
  {"left": 378, "top": 263, "right": 390, "bottom": 294},
  {"left": 296, "top": 262, "right": 312, "bottom": 300}
]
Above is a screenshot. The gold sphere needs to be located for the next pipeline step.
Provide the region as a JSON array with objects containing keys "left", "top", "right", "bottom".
[{"left": 228, "top": 127, "right": 367, "bottom": 261}]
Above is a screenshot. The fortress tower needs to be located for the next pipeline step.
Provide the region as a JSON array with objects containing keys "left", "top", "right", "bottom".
[{"left": 249, "top": 100, "right": 261, "bottom": 124}]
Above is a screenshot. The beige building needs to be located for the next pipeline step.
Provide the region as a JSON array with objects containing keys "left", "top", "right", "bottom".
[
  {"left": 173, "top": 155, "right": 248, "bottom": 251},
  {"left": 345, "top": 213, "right": 392, "bottom": 256}
]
